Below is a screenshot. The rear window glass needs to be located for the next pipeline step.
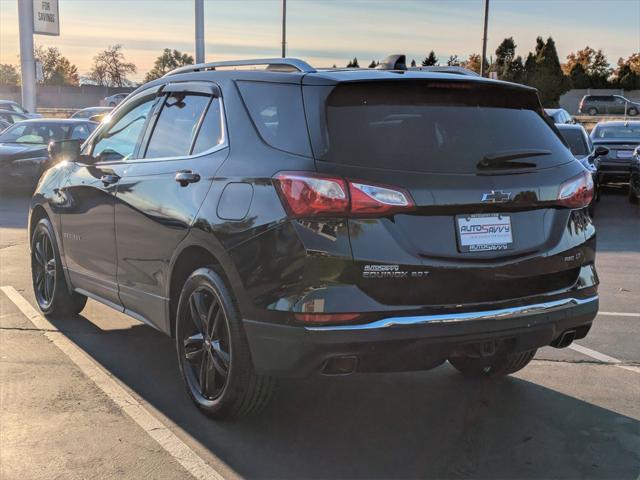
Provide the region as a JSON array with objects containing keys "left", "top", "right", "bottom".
[
  {"left": 237, "top": 81, "right": 311, "bottom": 156},
  {"left": 559, "top": 129, "right": 589, "bottom": 156},
  {"left": 305, "top": 82, "right": 572, "bottom": 174},
  {"left": 592, "top": 125, "right": 640, "bottom": 141}
]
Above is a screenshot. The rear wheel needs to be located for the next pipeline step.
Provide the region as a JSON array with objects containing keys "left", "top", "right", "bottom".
[
  {"left": 448, "top": 349, "right": 537, "bottom": 379},
  {"left": 628, "top": 107, "right": 638, "bottom": 117},
  {"left": 588, "top": 107, "right": 598, "bottom": 116},
  {"left": 31, "top": 218, "right": 87, "bottom": 315},
  {"left": 629, "top": 184, "right": 639, "bottom": 204},
  {"left": 175, "top": 267, "right": 275, "bottom": 419}
]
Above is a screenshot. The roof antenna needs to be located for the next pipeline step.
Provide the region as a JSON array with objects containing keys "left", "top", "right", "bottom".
[{"left": 376, "top": 54, "right": 407, "bottom": 71}]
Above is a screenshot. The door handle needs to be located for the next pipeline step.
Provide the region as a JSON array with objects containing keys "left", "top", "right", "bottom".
[
  {"left": 100, "top": 173, "right": 120, "bottom": 186},
  {"left": 175, "top": 170, "right": 200, "bottom": 187}
]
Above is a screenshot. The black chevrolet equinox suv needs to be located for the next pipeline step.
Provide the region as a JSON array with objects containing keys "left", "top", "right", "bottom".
[{"left": 31, "top": 57, "right": 599, "bottom": 418}]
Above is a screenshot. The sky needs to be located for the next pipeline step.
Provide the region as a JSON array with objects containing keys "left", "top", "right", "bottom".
[{"left": 1, "top": 0, "right": 639, "bottom": 82}]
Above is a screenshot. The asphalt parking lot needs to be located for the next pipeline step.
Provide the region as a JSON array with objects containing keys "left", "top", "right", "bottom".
[{"left": 1, "top": 188, "right": 638, "bottom": 479}]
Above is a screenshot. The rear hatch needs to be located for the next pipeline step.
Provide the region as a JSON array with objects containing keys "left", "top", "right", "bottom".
[{"left": 303, "top": 78, "right": 588, "bottom": 307}]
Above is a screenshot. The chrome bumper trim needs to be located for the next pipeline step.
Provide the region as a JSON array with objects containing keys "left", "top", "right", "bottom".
[{"left": 305, "top": 296, "right": 598, "bottom": 332}]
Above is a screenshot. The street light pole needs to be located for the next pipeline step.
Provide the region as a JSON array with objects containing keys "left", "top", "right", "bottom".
[
  {"left": 281, "top": 0, "right": 287, "bottom": 58},
  {"left": 17, "top": 0, "right": 36, "bottom": 112},
  {"left": 195, "top": 0, "right": 205, "bottom": 64},
  {"left": 480, "top": 0, "right": 490, "bottom": 77}
]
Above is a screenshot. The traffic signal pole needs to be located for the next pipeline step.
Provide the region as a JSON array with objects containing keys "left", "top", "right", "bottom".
[{"left": 18, "top": 0, "right": 36, "bottom": 112}]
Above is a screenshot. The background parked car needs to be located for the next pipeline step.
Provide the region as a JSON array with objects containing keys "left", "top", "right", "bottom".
[
  {"left": 556, "top": 123, "right": 608, "bottom": 213},
  {"left": 579, "top": 95, "right": 640, "bottom": 116},
  {"left": 0, "top": 100, "right": 41, "bottom": 118},
  {"left": 0, "top": 119, "right": 96, "bottom": 192},
  {"left": 0, "top": 109, "right": 29, "bottom": 126},
  {"left": 71, "top": 106, "right": 113, "bottom": 121},
  {"left": 0, "top": 119, "right": 12, "bottom": 133},
  {"left": 545, "top": 108, "right": 575, "bottom": 124},
  {"left": 629, "top": 147, "right": 640, "bottom": 204},
  {"left": 590, "top": 121, "right": 640, "bottom": 186},
  {"left": 100, "top": 93, "right": 129, "bottom": 107}
]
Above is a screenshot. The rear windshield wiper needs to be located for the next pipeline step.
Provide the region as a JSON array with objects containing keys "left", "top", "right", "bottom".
[{"left": 477, "top": 149, "right": 551, "bottom": 169}]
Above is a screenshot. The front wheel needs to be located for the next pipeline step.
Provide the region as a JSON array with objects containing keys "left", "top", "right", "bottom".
[
  {"left": 31, "top": 218, "right": 87, "bottom": 315},
  {"left": 628, "top": 107, "right": 638, "bottom": 117},
  {"left": 449, "top": 349, "right": 537, "bottom": 379},
  {"left": 175, "top": 267, "right": 275, "bottom": 419}
]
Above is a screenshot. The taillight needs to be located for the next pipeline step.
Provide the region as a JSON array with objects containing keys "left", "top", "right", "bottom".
[
  {"left": 273, "top": 172, "right": 415, "bottom": 217},
  {"left": 557, "top": 171, "right": 594, "bottom": 208},
  {"left": 273, "top": 173, "right": 348, "bottom": 217}
]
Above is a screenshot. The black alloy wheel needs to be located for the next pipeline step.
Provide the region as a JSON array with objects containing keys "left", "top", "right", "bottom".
[
  {"left": 32, "top": 228, "right": 56, "bottom": 309},
  {"left": 182, "top": 286, "right": 231, "bottom": 401}
]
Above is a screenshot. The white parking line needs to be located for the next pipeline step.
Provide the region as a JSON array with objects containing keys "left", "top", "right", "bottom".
[
  {"left": 569, "top": 343, "right": 640, "bottom": 374},
  {"left": 0, "top": 286, "right": 224, "bottom": 480},
  {"left": 599, "top": 311, "right": 640, "bottom": 318}
]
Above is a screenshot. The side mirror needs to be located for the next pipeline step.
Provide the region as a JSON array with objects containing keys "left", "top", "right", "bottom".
[
  {"left": 48, "top": 139, "right": 81, "bottom": 163},
  {"left": 594, "top": 146, "right": 609, "bottom": 157}
]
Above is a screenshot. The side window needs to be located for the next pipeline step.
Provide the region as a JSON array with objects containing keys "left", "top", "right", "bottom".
[
  {"left": 70, "top": 123, "right": 95, "bottom": 141},
  {"left": 237, "top": 81, "right": 311, "bottom": 156},
  {"left": 144, "top": 92, "right": 210, "bottom": 159},
  {"left": 192, "top": 98, "right": 224, "bottom": 155},
  {"left": 92, "top": 95, "right": 156, "bottom": 162}
]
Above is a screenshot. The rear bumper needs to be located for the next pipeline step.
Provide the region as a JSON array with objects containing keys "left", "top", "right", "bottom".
[{"left": 243, "top": 295, "right": 598, "bottom": 377}]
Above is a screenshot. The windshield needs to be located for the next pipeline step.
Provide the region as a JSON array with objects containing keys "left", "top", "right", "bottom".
[
  {"left": 0, "top": 122, "right": 94, "bottom": 144},
  {"left": 305, "top": 81, "right": 572, "bottom": 174},
  {"left": 592, "top": 124, "right": 640, "bottom": 141},
  {"left": 559, "top": 129, "right": 589, "bottom": 156}
]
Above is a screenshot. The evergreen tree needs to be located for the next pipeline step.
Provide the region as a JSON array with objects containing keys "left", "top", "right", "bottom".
[
  {"left": 569, "top": 62, "right": 590, "bottom": 88},
  {"left": 368, "top": 60, "right": 379, "bottom": 68},
  {"left": 589, "top": 49, "right": 611, "bottom": 88},
  {"left": 522, "top": 37, "right": 570, "bottom": 107},
  {"left": 346, "top": 57, "right": 360, "bottom": 68},
  {"left": 493, "top": 37, "right": 521, "bottom": 82},
  {"left": 421, "top": 51, "right": 438, "bottom": 66},
  {"left": 410, "top": 59, "right": 417, "bottom": 67}
]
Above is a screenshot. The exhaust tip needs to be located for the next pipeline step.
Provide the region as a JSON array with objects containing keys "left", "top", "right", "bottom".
[
  {"left": 322, "top": 355, "right": 358, "bottom": 375},
  {"left": 551, "top": 330, "right": 576, "bottom": 349}
]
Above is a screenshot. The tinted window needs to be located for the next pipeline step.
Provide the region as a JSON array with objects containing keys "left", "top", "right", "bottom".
[
  {"left": 144, "top": 92, "right": 209, "bottom": 159},
  {"left": 192, "top": 98, "right": 224, "bottom": 155},
  {"left": 306, "top": 82, "right": 572, "bottom": 174},
  {"left": 592, "top": 124, "right": 640, "bottom": 140},
  {"left": 92, "top": 96, "right": 156, "bottom": 162},
  {"left": 237, "top": 81, "right": 311, "bottom": 156},
  {"left": 70, "top": 123, "right": 96, "bottom": 141},
  {"left": 559, "top": 129, "right": 589, "bottom": 156}
]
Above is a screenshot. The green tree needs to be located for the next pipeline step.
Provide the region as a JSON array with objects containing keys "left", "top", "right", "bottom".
[
  {"left": 0, "top": 64, "right": 20, "bottom": 85},
  {"left": 588, "top": 49, "right": 611, "bottom": 87},
  {"left": 614, "top": 54, "right": 640, "bottom": 90},
  {"left": 346, "top": 57, "right": 359, "bottom": 68},
  {"left": 492, "top": 37, "right": 523, "bottom": 82},
  {"left": 144, "top": 48, "right": 194, "bottom": 82},
  {"left": 88, "top": 44, "right": 137, "bottom": 87},
  {"left": 446, "top": 55, "right": 460, "bottom": 66},
  {"left": 421, "top": 50, "right": 438, "bottom": 66},
  {"left": 34, "top": 46, "right": 79, "bottom": 86},
  {"left": 523, "top": 37, "right": 570, "bottom": 107},
  {"left": 410, "top": 59, "right": 417, "bottom": 67},
  {"left": 568, "top": 62, "right": 591, "bottom": 88},
  {"left": 368, "top": 60, "right": 378, "bottom": 68}
]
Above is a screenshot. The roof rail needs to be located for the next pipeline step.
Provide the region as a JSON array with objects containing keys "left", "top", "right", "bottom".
[
  {"left": 164, "top": 58, "right": 316, "bottom": 77},
  {"left": 408, "top": 66, "right": 480, "bottom": 77}
]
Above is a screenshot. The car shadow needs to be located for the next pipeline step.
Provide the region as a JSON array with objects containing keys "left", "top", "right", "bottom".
[{"left": 45, "top": 312, "right": 640, "bottom": 479}]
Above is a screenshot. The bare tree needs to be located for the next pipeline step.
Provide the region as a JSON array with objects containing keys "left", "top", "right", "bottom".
[{"left": 88, "top": 45, "right": 137, "bottom": 87}]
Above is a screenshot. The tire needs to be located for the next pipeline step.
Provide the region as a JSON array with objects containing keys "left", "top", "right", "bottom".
[
  {"left": 175, "top": 267, "right": 275, "bottom": 419},
  {"left": 588, "top": 107, "right": 598, "bottom": 116},
  {"left": 629, "top": 185, "right": 639, "bottom": 204},
  {"left": 628, "top": 108, "right": 638, "bottom": 117},
  {"left": 448, "top": 349, "right": 537, "bottom": 379},
  {"left": 31, "top": 218, "right": 87, "bottom": 316}
]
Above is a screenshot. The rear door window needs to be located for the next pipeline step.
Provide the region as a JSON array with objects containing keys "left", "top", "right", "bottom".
[
  {"left": 144, "top": 92, "right": 210, "bottom": 159},
  {"left": 304, "top": 81, "right": 572, "bottom": 174},
  {"left": 236, "top": 81, "right": 311, "bottom": 156},
  {"left": 191, "top": 98, "right": 224, "bottom": 155}
]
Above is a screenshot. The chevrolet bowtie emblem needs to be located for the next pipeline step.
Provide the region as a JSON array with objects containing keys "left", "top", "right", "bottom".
[{"left": 481, "top": 190, "right": 512, "bottom": 203}]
